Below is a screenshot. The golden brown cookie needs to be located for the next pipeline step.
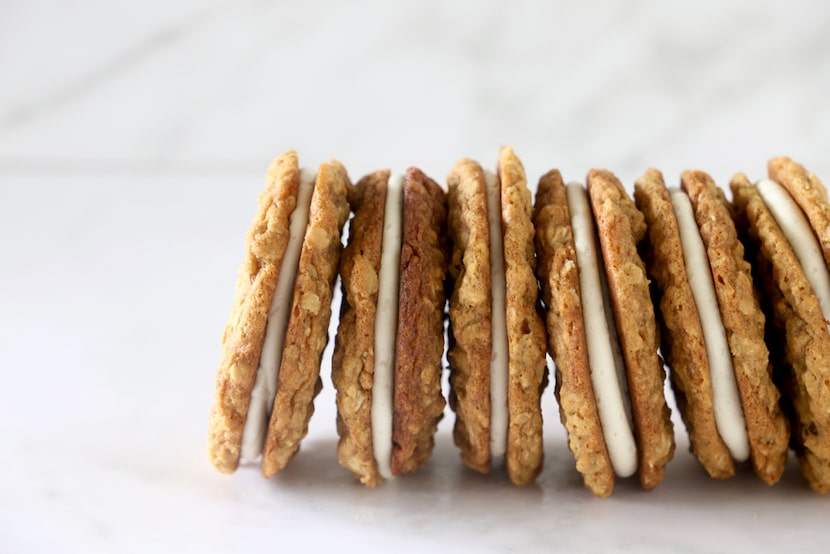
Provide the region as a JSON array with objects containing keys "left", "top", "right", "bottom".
[
  {"left": 391, "top": 168, "right": 449, "bottom": 475},
  {"left": 768, "top": 157, "right": 830, "bottom": 267},
  {"left": 587, "top": 169, "right": 675, "bottom": 490},
  {"left": 207, "top": 151, "right": 301, "bottom": 474},
  {"left": 534, "top": 169, "right": 614, "bottom": 497},
  {"left": 682, "top": 171, "right": 789, "bottom": 485},
  {"left": 731, "top": 172, "right": 830, "bottom": 492},
  {"left": 500, "top": 147, "right": 548, "bottom": 486},
  {"left": 446, "top": 160, "right": 493, "bottom": 475},
  {"left": 260, "top": 160, "right": 351, "bottom": 477},
  {"left": 445, "top": 149, "right": 546, "bottom": 486},
  {"left": 634, "top": 169, "right": 735, "bottom": 479},
  {"left": 331, "top": 171, "right": 388, "bottom": 487}
]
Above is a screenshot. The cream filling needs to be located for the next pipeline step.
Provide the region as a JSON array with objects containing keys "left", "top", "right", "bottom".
[
  {"left": 567, "top": 183, "right": 637, "bottom": 478},
  {"left": 485, "top": 170, "right": 509, "bottom": 459},
  {"left": 670, "top": 189, "right": 750, "bottom": 462},
  {"left": 240, "top": 168, "right": 317, "bottom": 464},
  {"left": 757, "top": 178, "right": 830, "bottom": 327},
  {"left": 371, "top": 173, "right": 404, "bottom": 480}
]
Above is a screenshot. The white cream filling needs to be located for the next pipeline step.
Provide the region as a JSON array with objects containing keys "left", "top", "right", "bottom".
[
  {"left": 371, "top": 173, "right": 404, "bottom": 480},
  {"left": 757, "top": 178, "right": 830, "bottom": 328},
  {"left": 670, "top": 189, "right": 750, "bottom": 462},
  {"left": 485, "top": 170, "right": 509, "bottom": 459},
  {"left": 240, "top": 167, "right": 317, "bottom": 464},
  {"left": 566, "top": 183, "right": 637, "bottom": 478}
]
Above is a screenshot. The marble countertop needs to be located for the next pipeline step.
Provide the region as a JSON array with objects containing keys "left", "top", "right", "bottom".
[{"left": 3, "top": 1, "right": 830, "bottom": 552}]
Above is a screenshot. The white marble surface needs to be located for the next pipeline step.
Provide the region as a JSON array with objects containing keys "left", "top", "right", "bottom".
[{"left": 3, "top": 1, "right": 830, "bottom": 552}]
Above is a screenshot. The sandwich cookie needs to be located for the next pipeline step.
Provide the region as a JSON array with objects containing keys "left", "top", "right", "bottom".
[
  {"left": 332, "top": 168, "right": 448, "bottom": 486},
  {"left": 534, "top": 169, "right": 674, "bottom": 495},
  {"left": 533, "top": 170, "right": 614, "bottom": 497},
  {"left": 635, "top": 170, "right": 788, "bottom": 484},
  {"left": 207, "top": 150, "right": 350, "bottom": 476},
  {"left": 446, "top": 147, "right": 547, "bottom": 486},
  {"left": 731, "top": 158, "right": 830, "bottom": 492}
]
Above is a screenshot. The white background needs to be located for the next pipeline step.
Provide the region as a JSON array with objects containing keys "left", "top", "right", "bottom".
[{"left": 2, "top": 1, "right": 829, "bottom": 552}]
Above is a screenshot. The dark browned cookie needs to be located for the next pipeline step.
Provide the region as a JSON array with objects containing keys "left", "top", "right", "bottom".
[
  {"left": 587, "top": 169, "right": 674, "bottom": 490},
  {"left": 331, "top": 171, "right": 389, "bottom": 487},
  {"left": 391, "top": 168, "right": 449, "bottom": 476},
  {"left": 534, "top": 169, "right": 614, "bottom": 497},
  {"left": 634, "top": 169, "right": 735, "bottom": 479},
  {"left": 446, "top": 159, "right": 493, "bottom": 475},
  {"left": 731, "top": 172, "right": 829, "bottom": 492},
  {"left": 261, "top": 160, "right": 351, "bottom": 477},
  {"left": 500, "top": 147, "right": 547, "bottom": 486},
  {"left": 208, "top": 151, "right": 301, "bottom": 474}
]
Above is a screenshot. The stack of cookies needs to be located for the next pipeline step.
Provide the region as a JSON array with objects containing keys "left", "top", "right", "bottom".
[{"left": 207, "top": 148, "right": 830, "bottom": 497}]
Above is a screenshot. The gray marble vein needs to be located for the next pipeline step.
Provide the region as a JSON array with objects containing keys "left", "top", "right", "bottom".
[
  {"left": 0, "top": 0, "right": 828, "bottom": 183},
  {"left": 0, "top": 3, "right": 225, "bottom": 131}
]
